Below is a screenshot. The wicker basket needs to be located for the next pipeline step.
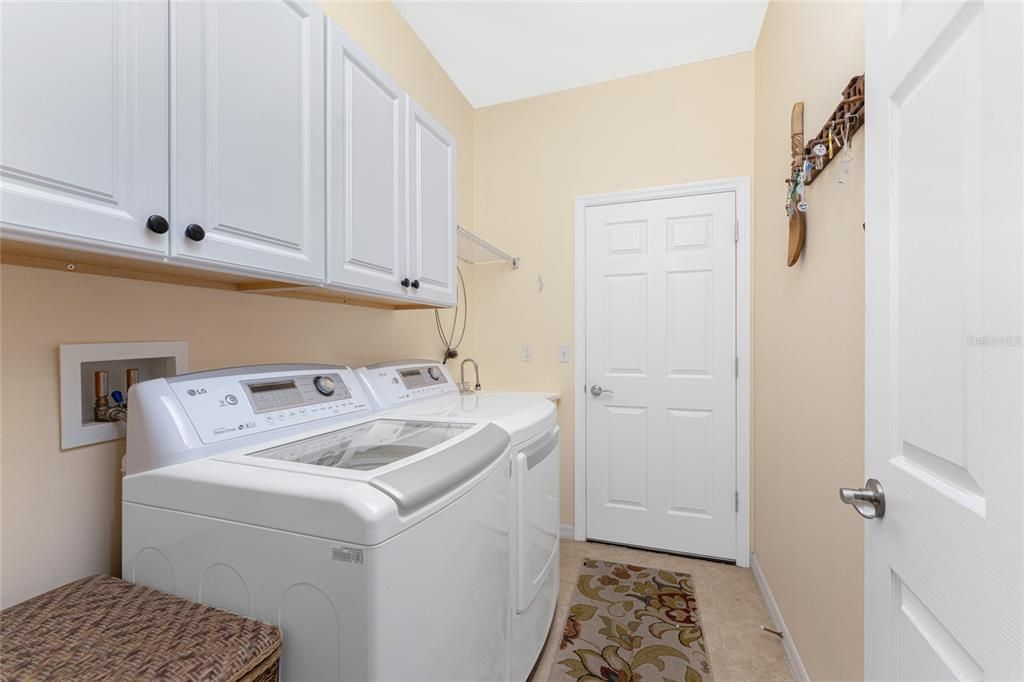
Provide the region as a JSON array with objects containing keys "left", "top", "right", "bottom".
[{"left": 1, "top": 575, "right": 281, "bottom": 681}]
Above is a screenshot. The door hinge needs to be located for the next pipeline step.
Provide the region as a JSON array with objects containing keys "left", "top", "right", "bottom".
[
  {"left": 734, "top": 220, "right": 739, "bottom": 242},
  {"left": 735, "top": 491, "right": 739, "bottom": 512},
  {"left": 735, "top": 356, "right": 739, "bottom": 378}
]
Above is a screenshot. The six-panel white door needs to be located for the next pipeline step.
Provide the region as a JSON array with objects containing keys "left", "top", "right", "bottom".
[
  {"left": 407, "top": 100, "right": 457, "bottom": 307},
  {"left": 326, "top": 21, "right": 408, "bottom": 298},
  {"left": 171, "top": 0, "right": 325, "bottom": 282},
  {"left": 864, "top": 1, "right": 1023, "bottom": 678},
  {"left": 585, "top": 192, "right": 737, "bottom": 560},
  {"left": 0, "top": 0, "right": 169, "bottom": 256}
]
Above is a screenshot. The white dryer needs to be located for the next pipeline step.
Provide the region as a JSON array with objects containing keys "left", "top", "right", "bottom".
[
  {"left": 122, "top": 365, "right": 512, "bottom": 681},
  {"left": 357, "top": 360, "right": 560, "bottom": 682}
]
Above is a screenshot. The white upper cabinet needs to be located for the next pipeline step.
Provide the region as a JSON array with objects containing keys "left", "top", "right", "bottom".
[
  {"left": 0, "top": 0, "right": 170, "bottom": 256},
  {"left": 0, "top": 2, "right": 455, "bottom": 306},
  {"left": 325, "top": 23, "right": 457, "bottom": 306},
  {"left": 406, "top": 100, "right": 457, "bottom": 306},
  {"left": 171, "top": 0, "right": 325, "bottom": 282},
  {"left": 326, "top": 21, "right": 407, "bottom": 298}
]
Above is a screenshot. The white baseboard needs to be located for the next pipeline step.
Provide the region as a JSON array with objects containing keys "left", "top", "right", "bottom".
[
  {"left": 751, "top": 552, "right": 810, "bottom": 682},
  {"left": 559, "top": 524, "right": 575, "bottom": 539}
]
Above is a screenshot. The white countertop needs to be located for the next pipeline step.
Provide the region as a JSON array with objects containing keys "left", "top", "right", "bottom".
[{"left": 483, "top": 390, "right": 560, "bottom": 402}]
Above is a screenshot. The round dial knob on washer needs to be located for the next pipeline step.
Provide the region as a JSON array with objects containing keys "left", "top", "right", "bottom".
[
  {"left": 427, "top": 367, "right": 441, "bottom": 381},
  {"left": 313, "top": 375, "right": 335, "bottom": 396}
]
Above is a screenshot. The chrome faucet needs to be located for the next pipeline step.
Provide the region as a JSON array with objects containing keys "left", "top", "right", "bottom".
[{"left": 460, "top": 358, "right": 481, "bottom": 392}]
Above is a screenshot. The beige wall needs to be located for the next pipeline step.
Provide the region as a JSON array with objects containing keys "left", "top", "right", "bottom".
[
  {"left": 467, "top": 54, "right": 756, "bottom": 524},
  {"left": 0, "top": 0, "right": 475, "bottom": 608},
  {"left": 752, "top": 2, "right": 865, "bottom": 680}
]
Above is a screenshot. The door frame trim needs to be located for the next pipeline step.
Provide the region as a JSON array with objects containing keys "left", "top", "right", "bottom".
[{"left": 572, "top": 177, "right": 751, "bottom": 567}]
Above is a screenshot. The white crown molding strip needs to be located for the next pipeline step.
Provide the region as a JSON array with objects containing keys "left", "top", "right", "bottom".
[{"left": 751, "top": 552, "right": 810, "bottom": 682}]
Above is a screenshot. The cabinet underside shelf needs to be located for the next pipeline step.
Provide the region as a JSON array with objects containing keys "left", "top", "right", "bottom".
[{"left": 0, "top": 240, "right": 438, "bottom": 311}]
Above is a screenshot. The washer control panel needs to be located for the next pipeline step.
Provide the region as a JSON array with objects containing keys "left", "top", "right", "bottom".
[
  {"left": 358, "top": 361, "right": 457, "bottom": 409},
  {"left": 242, "top": 373, "right": 351, "bottom": 413},
  {"left": 168, "top": 367, "right": 370, "bottom": 444},
  {"left": 397, "top": 365, "right": 449, "bottom": 390}
]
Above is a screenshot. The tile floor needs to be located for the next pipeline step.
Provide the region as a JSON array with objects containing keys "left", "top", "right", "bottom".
[{"left": 529, "top": 539, "right": 792, "bottom": 681}]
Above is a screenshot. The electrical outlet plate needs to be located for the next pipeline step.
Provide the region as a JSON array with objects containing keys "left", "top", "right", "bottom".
[
  {"left": 59, "top": 341, "right": 188, "bottom": 450},
  {"left": 521, "top": 344, "right": 533, "bottom": 362}
]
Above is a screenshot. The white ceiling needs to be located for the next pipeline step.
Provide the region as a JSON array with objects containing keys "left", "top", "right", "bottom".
[{"left": 393, "top": 1, "right": 769, "bottom": 108}]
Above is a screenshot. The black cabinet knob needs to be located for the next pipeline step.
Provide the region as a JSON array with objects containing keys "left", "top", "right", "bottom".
[
  {"left": 411, "top": 279, "right": 420, "bottom": 289},
  {"left": 146, "top": 215, "right": 169, "bottom": 234},
  {"left": 400, "top": 278, "right": 410, "bottom": 288},
  {"left": 184, "top": 224, "right": 206, "bottom": 242}
]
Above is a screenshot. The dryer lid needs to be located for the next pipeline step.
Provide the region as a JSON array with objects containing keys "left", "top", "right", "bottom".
[{"left": 382, "top": 392, "right": 557, "bottom": 447}]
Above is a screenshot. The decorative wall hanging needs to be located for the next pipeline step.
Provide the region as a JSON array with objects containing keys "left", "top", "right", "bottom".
[
  {"left": 802, "top": 75, "right": 864, "bottom": 185},
  {"left": 787, "top": 102, "right": 807, "bottom": 266},
  {"left": 785, "top": 74, "right": 865, "bottom": 267}
]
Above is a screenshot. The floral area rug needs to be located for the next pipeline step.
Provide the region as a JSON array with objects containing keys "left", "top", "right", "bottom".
[{"left": 551, "top": 558, "right": 713, "bottom": 682}]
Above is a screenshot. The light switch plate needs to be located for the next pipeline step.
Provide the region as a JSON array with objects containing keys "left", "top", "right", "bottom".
[
  {"left": 521, "top": 344, "right": 533, "bottom": 362},
  {"left": 559, "top": 344, "right": 570, "bottom": 363}
]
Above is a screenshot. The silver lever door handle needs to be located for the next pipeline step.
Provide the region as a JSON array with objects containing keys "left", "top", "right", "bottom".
[
  {"left": 589, "top": 384, "right": 613, "bottom": 397},
  {"left": 839, "top": 478, "right": 885, "bottom": 519}
]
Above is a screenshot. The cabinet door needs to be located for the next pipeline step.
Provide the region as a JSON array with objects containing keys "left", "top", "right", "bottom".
[
  {"left": 171, "top": 0, "right": 325, "bottom": 282},
  {"left": 326, "top": 22, "right": 407, "bottom": 298},
  {"left": 407, "top": 99, "right": 457, "bottom": 306},
  {"left": 0, "top": 1, "right": 169, "bottom": 256}
]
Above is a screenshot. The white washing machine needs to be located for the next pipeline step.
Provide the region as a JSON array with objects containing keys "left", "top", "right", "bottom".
[
  {"left": 122, "top": 364, "right": 512, "bottom": 681},
  {"left": 357, "top": 360, "right": 560, "bottom": 682}
]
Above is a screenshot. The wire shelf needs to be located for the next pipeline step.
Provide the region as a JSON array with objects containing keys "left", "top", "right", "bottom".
[{"left": 457, "top": 226, "right": 519, "bottom": 269}]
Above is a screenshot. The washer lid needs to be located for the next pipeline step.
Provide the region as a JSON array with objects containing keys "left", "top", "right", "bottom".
[
  {"left": 244, "top": 418, "right": 510, "bottom": 511},
  {"left": 370, "top": 423, "right": 509, "bottom": 510},
  {"left": 247, "top": 418, "right": 476, "bottom": 472},
  {"left": 124, "top": 420, "right": 511, "bottom": 544}
]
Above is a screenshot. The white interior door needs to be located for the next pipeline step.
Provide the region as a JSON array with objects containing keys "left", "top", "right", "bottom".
[
  {"left": 171, "top": 0, "right": 325, "bottom": 282},
  {"left": 864, "top": 1, "right": 1022, "bottom": 678},
  {"left": 326, "top": 21, "right": 407, "bottom": 298},
  {"left": 0, "top": 0, "right": 168, "bottom": 256},
  {"left": 585, "top": 192, "right": 737, "bottom": 560}
]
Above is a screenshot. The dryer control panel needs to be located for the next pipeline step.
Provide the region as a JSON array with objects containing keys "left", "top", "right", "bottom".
[
  {"left": 167, "top": 366, "right": 371, "bottom": 444},
  {"left": 357, "top": 361, "right": 457, "bottom": 409}
]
